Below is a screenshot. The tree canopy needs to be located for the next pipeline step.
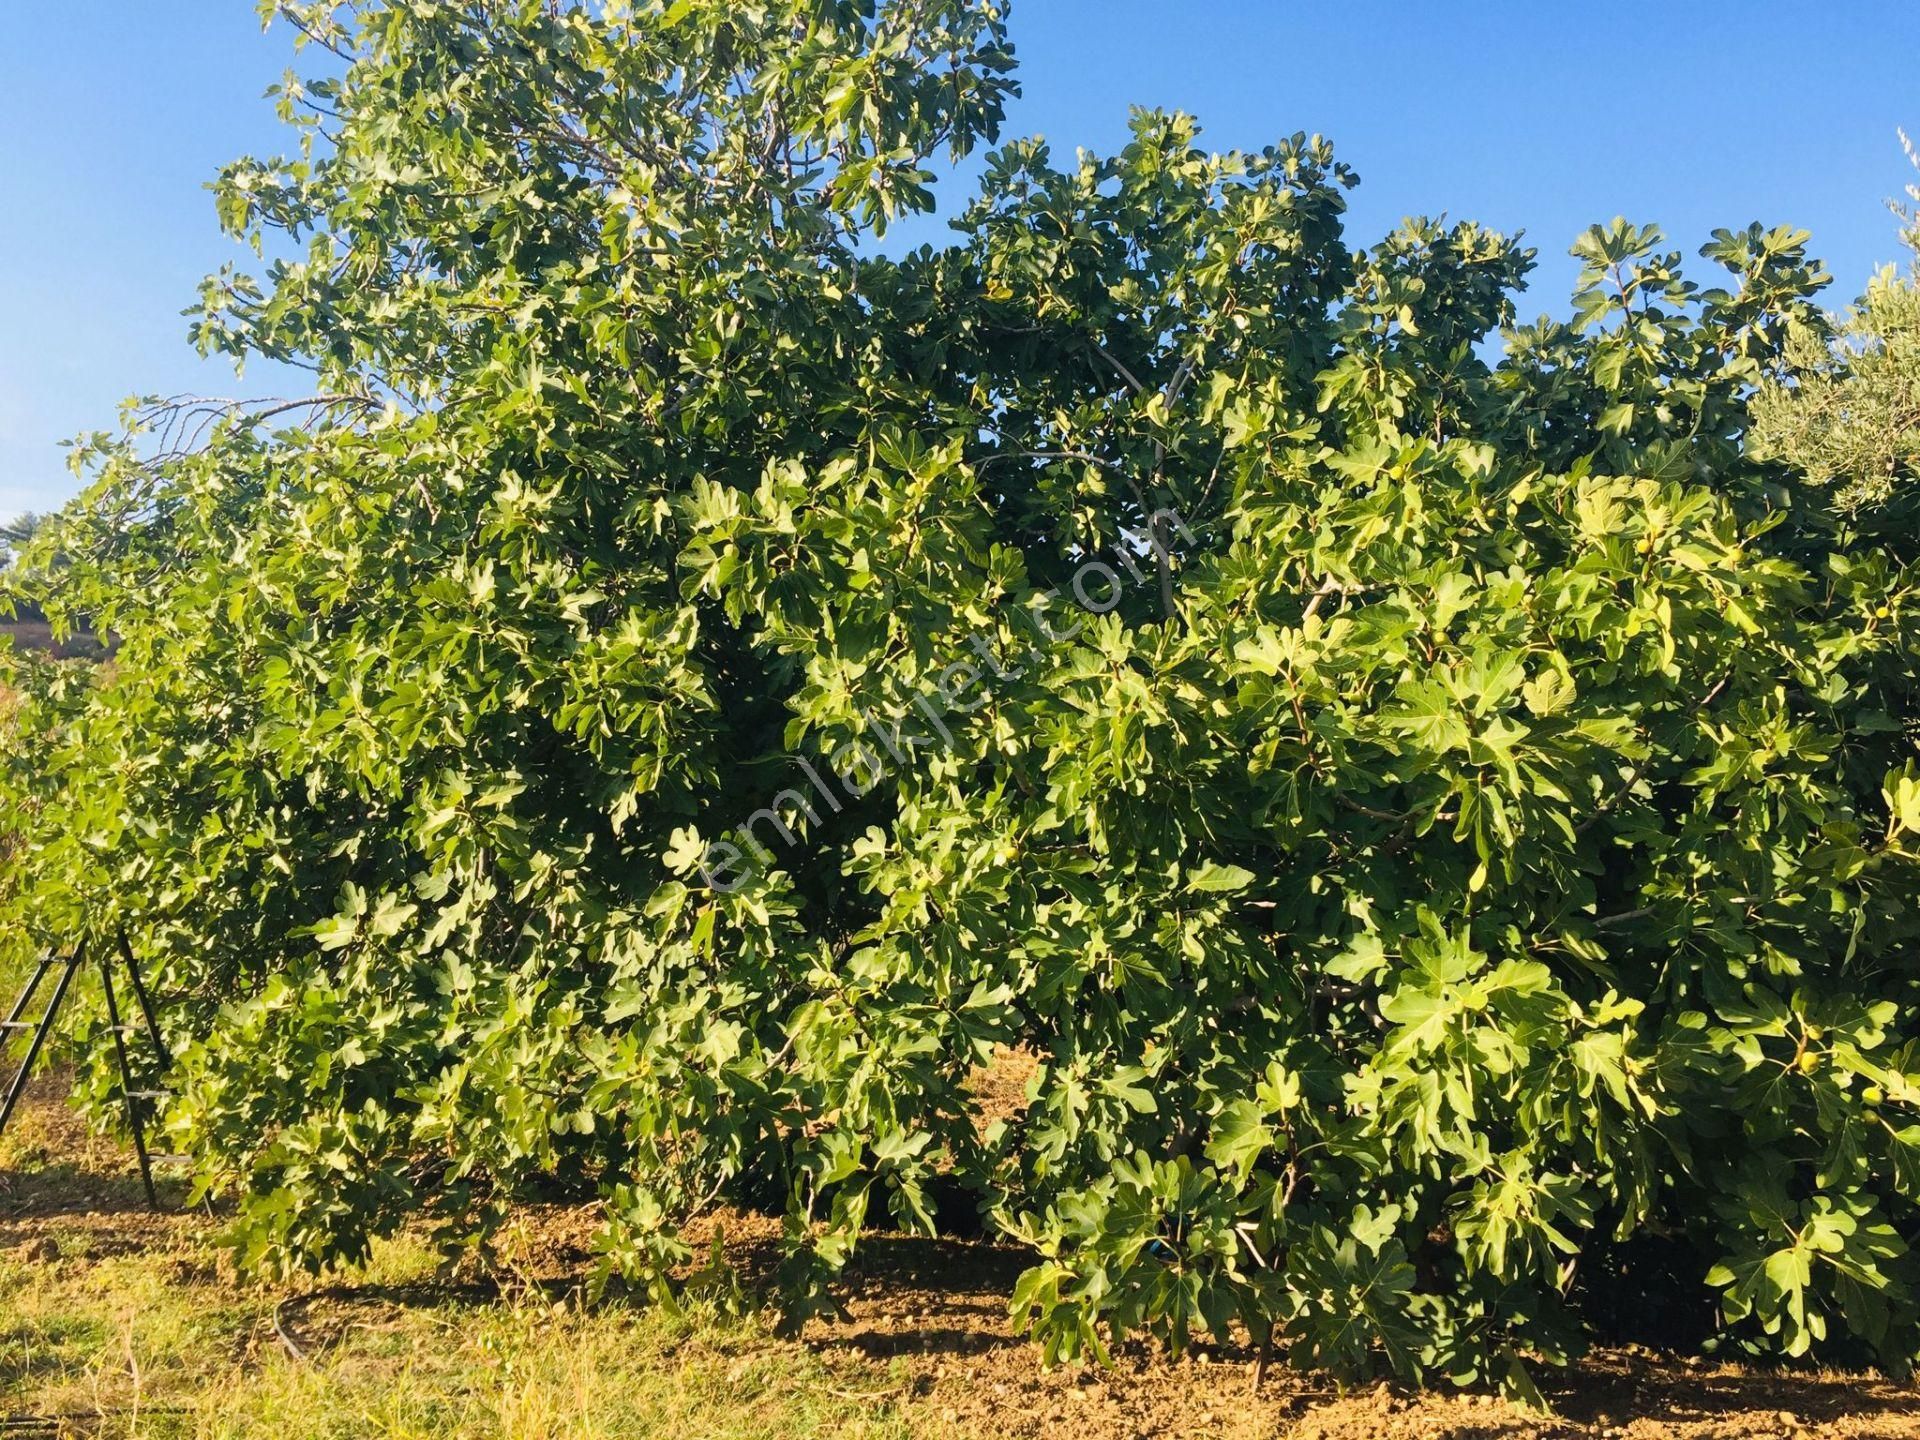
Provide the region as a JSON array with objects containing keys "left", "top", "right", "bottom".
[{"left": 3, "top": 0, "right": 1918, "bottom": 1390}]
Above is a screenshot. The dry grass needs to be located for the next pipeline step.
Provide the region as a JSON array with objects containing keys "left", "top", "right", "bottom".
[{"left": 0, "top": 1079, "right": 1916, "bottom": 1439}]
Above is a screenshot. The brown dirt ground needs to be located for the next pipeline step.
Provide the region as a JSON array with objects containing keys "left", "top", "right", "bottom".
[{"left": 2, "top": 1077, "right": 1918, "bottom": 1440}]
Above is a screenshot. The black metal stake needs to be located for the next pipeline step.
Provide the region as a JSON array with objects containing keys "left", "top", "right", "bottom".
[
  {"left": 115, "top": 930, "right": 173, "bottom": 1069},
  {"left": 98, "top": 955, "right": 158, "bottom": 1211},
  {"left": 0, "top": 958, "right": 52, "bottom": 1038},
  {"left": 0, "top": 949, "right": 83, "bottom": 1139}
]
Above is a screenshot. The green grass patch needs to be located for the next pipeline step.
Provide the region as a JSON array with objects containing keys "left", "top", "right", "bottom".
[{"left": 0, "top": 1229, "right": 919, "bottom": 1439}]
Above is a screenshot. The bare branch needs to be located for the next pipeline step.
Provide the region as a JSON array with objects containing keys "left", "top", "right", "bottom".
[
  {"left": 1090, "top": 341, "right": 1149, "bottom": 398},
  {"left": 1300, "top": 576, "right": 1343, "bottom": 624}
]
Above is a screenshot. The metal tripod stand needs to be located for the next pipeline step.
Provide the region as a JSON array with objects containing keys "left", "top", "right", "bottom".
[{"left": 0, "top": 933, "right": 173, "bottom": 1211}]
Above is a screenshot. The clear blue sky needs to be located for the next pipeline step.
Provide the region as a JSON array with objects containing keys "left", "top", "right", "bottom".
[{"left": 4, "top": 3, "right": 1919, "bottom": 521}]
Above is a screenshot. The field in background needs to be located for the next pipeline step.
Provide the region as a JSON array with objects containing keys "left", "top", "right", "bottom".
[{"left": 0, "top": 1082, "right": 1916, "bottom": 1440}]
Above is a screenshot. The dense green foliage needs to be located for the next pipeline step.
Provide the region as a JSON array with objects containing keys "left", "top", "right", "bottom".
[{"left": 4, "top": 0, "right": 1919, "bottom": 1391}]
